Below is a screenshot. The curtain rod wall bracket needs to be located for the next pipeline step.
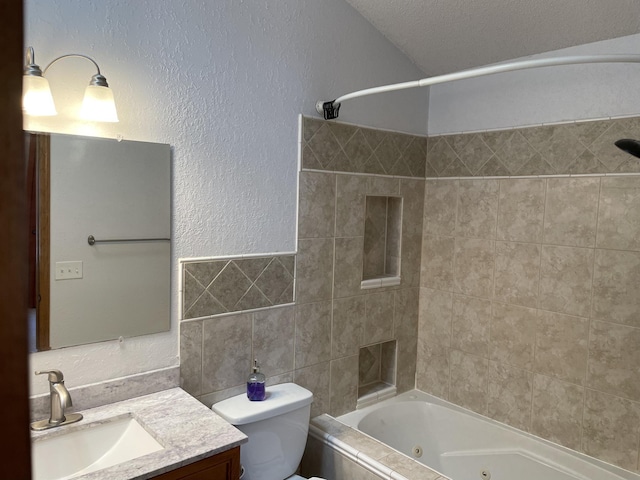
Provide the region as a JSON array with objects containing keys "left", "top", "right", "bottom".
[{"left": 316, "top": 100, "right": 340, "bottom": 120}]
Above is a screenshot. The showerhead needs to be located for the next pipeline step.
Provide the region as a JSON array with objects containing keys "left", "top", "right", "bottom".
[{"left": 615, "top": 139, "right": 640, "bottom": 159}]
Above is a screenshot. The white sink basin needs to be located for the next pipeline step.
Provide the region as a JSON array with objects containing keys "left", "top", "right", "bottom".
[{"left": 32, "top": 415, "right": 164, "bottom": 480}]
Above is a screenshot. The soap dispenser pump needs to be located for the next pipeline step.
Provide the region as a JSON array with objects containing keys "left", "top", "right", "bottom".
[{"left": 247, "top": 359, "right": 266, "bottom": 401}]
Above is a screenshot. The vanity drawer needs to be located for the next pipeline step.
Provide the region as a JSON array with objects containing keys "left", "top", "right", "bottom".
[{"left": 153, "top": 446, "right": 241, "bottom": 480}]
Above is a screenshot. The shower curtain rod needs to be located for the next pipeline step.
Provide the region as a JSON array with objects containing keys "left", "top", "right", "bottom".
[{"left": 315, "top": 54, "right": 640, "bottom": 120}]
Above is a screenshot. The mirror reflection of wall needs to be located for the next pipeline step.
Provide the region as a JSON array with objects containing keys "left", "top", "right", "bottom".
[{"left": 26, "top": 132, "right": 171, "bottom": 352}]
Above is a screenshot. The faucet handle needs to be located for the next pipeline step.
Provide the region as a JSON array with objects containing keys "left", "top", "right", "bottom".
[{"left": 35, "top": 370, "right": 64, "bottom": 383}]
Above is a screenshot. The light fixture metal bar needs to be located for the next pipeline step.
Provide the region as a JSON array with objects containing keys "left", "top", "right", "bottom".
[
  {"left": 42, "top": 53, "right": 110, "bottom": 88},
  {"left": 43, "top": 53, "right": 102, "bottom": 76}
]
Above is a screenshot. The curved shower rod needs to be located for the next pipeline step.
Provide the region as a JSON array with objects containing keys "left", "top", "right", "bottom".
[{"left": 315, "top": 54, "right": 640, "bottom": 120}]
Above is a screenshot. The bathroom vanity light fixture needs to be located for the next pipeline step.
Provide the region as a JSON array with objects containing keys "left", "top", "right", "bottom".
[{"left": 22, "top": 46, "right": 119, "bottom": 122}]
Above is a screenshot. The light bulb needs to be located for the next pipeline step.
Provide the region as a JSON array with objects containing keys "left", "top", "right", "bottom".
[
  {"left": 22, "top": 75, "right": 57, "bottom": 116},
  {"left": 80, "top": 85, "right": 118, "bottom": 122}
]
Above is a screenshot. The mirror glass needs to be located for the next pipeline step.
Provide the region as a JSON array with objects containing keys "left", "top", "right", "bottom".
[{"left": 26, "top": 132, "right": 171, "bottom": 351}]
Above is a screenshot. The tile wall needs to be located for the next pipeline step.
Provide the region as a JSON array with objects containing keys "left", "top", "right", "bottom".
[
  {"left": 180, "top": 254, "right": 297, "bottom": 404},
  {"left": 296, "top": 169, "right": 423, "bottom": 417},
  {"left": 302, "top": 117, "right": 427, "bottom": 177},
  {"left": 418, "top": 175, "right": 640, "bottom": 472},
  {"left": 426, "top": 116, "right": 640, "bottom": 177},
  {"left": 180, "top": 114, "right": 640, "bottom": 474},
  {"left": 180, "top": 304, "right": 297, "bottom": 403},
  {"left": 180, "top": 118, "right": 425, "bottom": 417},
  {"left": 297, "top": 118, "right": 426, "bottom": 416}
]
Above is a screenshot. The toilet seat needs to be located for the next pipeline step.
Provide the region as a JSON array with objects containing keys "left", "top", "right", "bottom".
[{"left": 287, "top": 476, "right": 326, "bottom": 480}]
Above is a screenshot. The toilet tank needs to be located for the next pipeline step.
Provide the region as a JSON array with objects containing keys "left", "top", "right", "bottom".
[{"left": 212, "top": 383, "right": 313, "bottom": 480}]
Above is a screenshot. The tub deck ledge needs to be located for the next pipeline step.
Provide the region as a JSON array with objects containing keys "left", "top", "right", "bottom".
[{"left": 302, "top": 414, "right": 447, "bottom": 480}]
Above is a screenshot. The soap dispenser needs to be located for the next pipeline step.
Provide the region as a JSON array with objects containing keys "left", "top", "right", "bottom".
[{"left": 247, "top": 359, "right": 266, "bottom": 401}]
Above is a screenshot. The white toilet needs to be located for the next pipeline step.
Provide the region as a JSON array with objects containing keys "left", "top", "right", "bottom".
[{"left": 212, "top": 382, "right": 325, "bottom": 480}]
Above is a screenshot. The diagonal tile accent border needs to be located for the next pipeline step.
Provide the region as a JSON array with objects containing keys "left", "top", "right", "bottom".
[
  {"left": 303, "top": 116, "right": 428, "bottom": 178},
  {"left": 254, "top": 258, "right": 295, "bottom": 304},
  {"left": 182, "top": 255, "right": 295, "bottom": 319},
  {"left": 427, "top": 116, "right": 640, "bottom": 177},
  {"left": 304, "top": 115, "right": 640, "bottom": 178}
]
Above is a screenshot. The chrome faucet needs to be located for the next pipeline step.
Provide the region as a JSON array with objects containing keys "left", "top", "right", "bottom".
[{"left": 31, "top": 369, "right": 83, "bottom": 431}]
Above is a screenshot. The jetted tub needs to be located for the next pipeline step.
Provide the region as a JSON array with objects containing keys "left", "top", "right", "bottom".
[{"left": 337, "top": 390, "right": 640, "bottom": 480}]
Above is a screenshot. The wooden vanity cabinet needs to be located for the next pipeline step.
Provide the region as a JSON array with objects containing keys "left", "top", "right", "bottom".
[{"left": 153, "top": 446, "right": 241, "bottom": 480}]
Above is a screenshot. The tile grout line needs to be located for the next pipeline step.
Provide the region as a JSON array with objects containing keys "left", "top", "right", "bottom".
[
  {"left": 487, "top": 178, "right": 502, "bottom": 416},
  {"left": 531, "top": 177, "right": 549, "bottom": 433},
  {"left": 428, "top": 112, "right": 640, "bottom": 137},
  {"left": 181, "top": 251, "right": 297, "bottom": 264},
  {"left": 329, "top": 173, "right": 339, "bottom": 415},
  {"left": 448, "top": 179, "right": 460, "bottom": 400},
  {"left": 199, "top": 317, "right": 205, "bottom": 399},
  {"left": 582, "top": 176, "right": 603, "bottom": 453}
]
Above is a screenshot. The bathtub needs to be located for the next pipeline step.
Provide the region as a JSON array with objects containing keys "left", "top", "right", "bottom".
[{"left": 336, "top": 390, "right": 640, "bottom": 480}]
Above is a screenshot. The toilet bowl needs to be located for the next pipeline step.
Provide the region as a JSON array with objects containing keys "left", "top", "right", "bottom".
[{"left": 212, "top": 383, "right": 325, "bottom": 480}]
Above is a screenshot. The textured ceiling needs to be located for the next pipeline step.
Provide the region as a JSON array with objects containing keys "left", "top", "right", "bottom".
[{"left": 345, "top": 0, "right": 640, "bottom": 76}]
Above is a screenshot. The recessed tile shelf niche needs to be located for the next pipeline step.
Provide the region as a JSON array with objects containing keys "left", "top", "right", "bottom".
[
  {"left": 358, "top": 340, "right": 397, "bottom": 408},
  {"left": 361, "top": 196, "right": 402, "bottom": 290}
]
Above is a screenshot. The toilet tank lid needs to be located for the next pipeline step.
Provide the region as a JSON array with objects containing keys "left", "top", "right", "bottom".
[{"left": 211, "top": 383, "right": 313, "bottom": 425}]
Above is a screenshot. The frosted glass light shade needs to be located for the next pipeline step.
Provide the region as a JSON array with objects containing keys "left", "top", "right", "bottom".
[
  {"left": 80, "top": 85, "right": 119, "bottom": 122},
  {"left": 22, "top": 75, "right": 57, "bottom": 116}
]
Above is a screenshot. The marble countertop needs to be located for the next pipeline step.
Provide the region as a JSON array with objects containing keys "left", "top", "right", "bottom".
[{"left": 31, "top": 387, "right": 247, "bottom": 479}]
